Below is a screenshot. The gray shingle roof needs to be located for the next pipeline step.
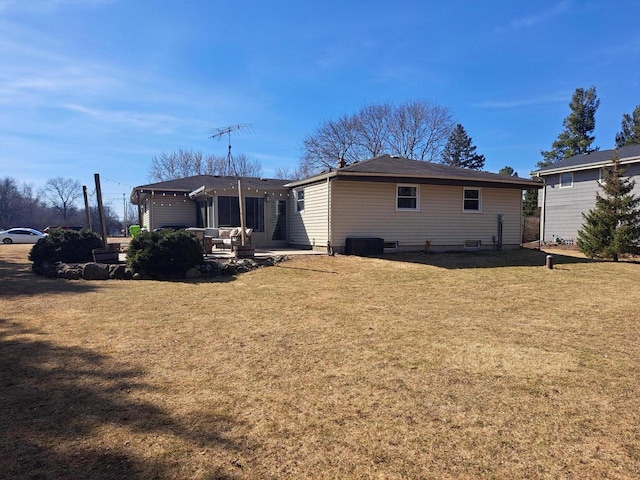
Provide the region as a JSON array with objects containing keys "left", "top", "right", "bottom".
[
  {"left": 288, "top": 155, "right": 540, "bottom": 188},
  {"left": 133, "top": 175, "right": 292, "bottom": 192},
  {"left": 532, "top": 144, "right": 640, "bottom": 175}
]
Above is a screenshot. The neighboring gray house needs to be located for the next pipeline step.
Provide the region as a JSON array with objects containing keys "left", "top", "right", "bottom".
[
  {"left": 531, "top": 144, "right": 640, "bottom": 244},
  {"left": 130, "top": 155, "right": 540, "bottom": 252}
]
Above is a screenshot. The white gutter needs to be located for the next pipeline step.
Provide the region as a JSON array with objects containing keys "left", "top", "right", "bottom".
[
  {"left": 287, "top": 170, "right": 540, "bottom": 188},
  {"left": 531, "top": 155, "right": 640, "bottom": 177}
]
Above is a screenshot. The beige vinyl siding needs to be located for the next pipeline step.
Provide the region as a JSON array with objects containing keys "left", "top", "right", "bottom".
[
  {"left": 289, "top": 181, "right": 329, "bottom": 249},
  {"left": 142, "top": 210, "right": 150, "bottom": 230},
  {"left": 148, "top": 195, "right": 196, "bottom": 230},
  {"left": 330, "top": 181, "right": 523, "bottom": 251}
]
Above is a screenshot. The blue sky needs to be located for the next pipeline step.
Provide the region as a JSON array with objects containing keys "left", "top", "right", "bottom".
[{"left": 1, "top": 0, "right": 639, "bottom": 210}]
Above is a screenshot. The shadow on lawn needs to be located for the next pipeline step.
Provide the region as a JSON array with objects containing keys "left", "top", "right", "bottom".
[
  {"left": 375, "top": 248, "right": 598, "bottom": 269},
  {"left": 0, "top": 319, "right": 245, "bottom": 479},
  {"left": 0, "top": 257, "right": 103, "bottom": 297}
]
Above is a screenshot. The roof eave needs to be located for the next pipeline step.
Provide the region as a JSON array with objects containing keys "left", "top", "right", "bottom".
[
  {"left": 284, "top": 170, "right": 336, "bottom": 188},
  {"left": 334, "top": 171, "right": 540, "bottom": 188},
  {"left": 531, "top": 155, "right": 640, "bottom": 177}
]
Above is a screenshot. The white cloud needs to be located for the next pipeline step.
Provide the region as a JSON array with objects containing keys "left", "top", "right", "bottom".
[
  {"left": 496, "top": 1, "right": 572, "bottom": 32},
  {"left": 61, "top": 103, "right": 187, "bottom": 134},
  {"left": 474, "top": 93, "right": 568, "bottom": 109},
  {"left": 0, "top": 0, "right": 115, "bottom": 13}
]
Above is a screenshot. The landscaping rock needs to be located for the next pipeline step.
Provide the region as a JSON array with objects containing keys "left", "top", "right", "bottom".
[
  {"left": 61, "top": 265, "right": 82, "bottom": 280},
  {"left": 31, "top": 255, "right": 288, "bottom": 281},
  {"left": 82, "top": 263, "right": 110, "bottom": 280},
  {"left": 109, "top": 264, "right": 128, "bottom": 280},
  {"left": 33, "top": 261, "right": 57, "bottom": 278},
  {"left": 185, "top": 268, "right": 201, "bottom": 279}
]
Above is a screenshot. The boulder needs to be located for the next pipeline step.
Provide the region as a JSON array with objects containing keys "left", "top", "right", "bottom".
[
  {"left": 109, "top": 264, "right": 128, "bottom": 280},
  {"left": 61, "top": 266, "right": 82, "bottom": 280},
  {"left": 184, "top": 268, "right": 201, "bottom": 279},
  {"left": 82, "top": 262, "right": 110, "bottom": 280}
]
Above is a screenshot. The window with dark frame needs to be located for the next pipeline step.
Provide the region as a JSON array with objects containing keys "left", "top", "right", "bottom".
[{"left": 217, "top": 196, "right": 264, "bottom": 232}]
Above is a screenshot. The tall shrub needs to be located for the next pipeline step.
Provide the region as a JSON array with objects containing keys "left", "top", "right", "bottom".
[
  {"left": 29, "top": 229, "right": 103, "bottom": 266},
  {"left": 126, "top": 230, "right": 203, "bottom": 278}
]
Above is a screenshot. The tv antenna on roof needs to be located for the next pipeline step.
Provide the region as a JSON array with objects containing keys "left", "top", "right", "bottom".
[{"left": 209, "top": 123, "right": 253, "bottom": 176}]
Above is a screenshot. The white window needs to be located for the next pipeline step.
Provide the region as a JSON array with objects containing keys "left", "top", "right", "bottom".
[
  {"left": 560, "top": 172, "right": 573, "bottom": 188},
  {"left": 463, "top": 187, "right": 482, "bottom": 212},
  {"left": 295, "top": 189, "right": 305, "bottom": 212},
  {"left": 396, "top": 184, "right": 419, "bottom": 210},
  {"left": 599, "top": 168, "right": 606, "bottom": 185}
]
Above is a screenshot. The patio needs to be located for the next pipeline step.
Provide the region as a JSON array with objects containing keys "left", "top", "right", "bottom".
[
  {"left": 204, "top": 246, "right": 326, "bottom": 260},
  {"left": 114, "top": 241, "right": 326, "bottom": 263}
]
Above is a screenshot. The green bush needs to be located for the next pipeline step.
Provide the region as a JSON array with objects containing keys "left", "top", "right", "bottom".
[
  {"left": 126, "top": 230, "right": 204, "bottom": 278},
  {"left": 29, "top": 229, "right": 104, "bottom": 266}
]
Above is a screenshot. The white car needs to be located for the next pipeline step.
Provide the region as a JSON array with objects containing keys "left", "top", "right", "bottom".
[{"left": 0, "top": 228, "right": 47, "bottom": 244}]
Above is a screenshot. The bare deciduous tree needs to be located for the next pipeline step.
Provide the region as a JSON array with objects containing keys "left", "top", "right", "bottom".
[
  {"left": 300, "top": 114, "right": 362, "bottom": 171},
  {"left": 274, "top": 163, "right": 316, "bottom": 181},
  {"left": 148, "top": 149, "right": 262, "bottom": 181},
  {"left": 0, "top": 177, "right": 21, "bottom": 228},
  {"left": 40, "top": 177, "right": 81, "bottom": 221},
  {"left": 299, "top": 99, "right": 454, "bottom": 175},
  {"left": 358, "top": 103, "right": 392, "bottom": 158}
]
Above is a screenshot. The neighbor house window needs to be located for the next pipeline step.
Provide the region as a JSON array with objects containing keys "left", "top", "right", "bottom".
[
  {"left": 296, "top": 189, "right": 305, "bottom": 212},
  {"left": 599, "top": 168, "right": 607, "bottom": 185},
  {"left": 396, "top": 184, "right": 419, "bottom": 210},
  {"left": 463, "top": 187, "right": 482, "bottom": 212},
  {"left": 560, "top": 172, "right": 573, "bottom": 188}
]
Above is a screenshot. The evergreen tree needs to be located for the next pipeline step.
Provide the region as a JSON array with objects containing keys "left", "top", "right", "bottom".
[
  {"left": 576, "top": 153, "right": 640, "bottom": 261},
  {"left": 538, "top": 86, "right": 600, "bottom": 168},
  {"left": 498, "top": 166, "right": 518, "bottom": 177},
  {"left": 440, "top": 124, "right": 485, "bottom": 170},
  {"left": 615, "top": 104, "right": 640, "bottom": 147},
  {"left": 523, "top": 188, "right": 539, "bottom": 217}
]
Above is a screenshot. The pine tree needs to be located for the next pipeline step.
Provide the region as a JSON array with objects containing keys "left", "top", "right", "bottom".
[
  {"left": 523, "top": 188, "right": 539, "bottom": 217},
  {"left": 440, "top": 124, "right": 485, "bottom": 170},
  {"left": 615, "top": 104, "right": 640, "bottom": 147},
  {"left": 499, "top": 166, "right": 518, "bottom": 177},
  {"left": 576, "top": 154, "right": 640, "bottom": 261},
  {"left": 538, "top": 86, "right": 600, "bottom": 168}
]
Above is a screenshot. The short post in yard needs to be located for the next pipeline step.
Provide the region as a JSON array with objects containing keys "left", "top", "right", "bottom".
[{"left": 546, "top": 255, "right": 554, "bottom": 269}]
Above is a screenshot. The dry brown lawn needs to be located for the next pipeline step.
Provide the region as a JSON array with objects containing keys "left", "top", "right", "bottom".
[{"left": 1, "top": 244, "right": 639, "bottom": 479}]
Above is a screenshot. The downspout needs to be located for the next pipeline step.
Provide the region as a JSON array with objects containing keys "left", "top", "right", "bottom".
[
  {"left": 327, "top": 176, "right": 333, "bottom": 255},
  {"left": 538, "top": 175, "right": 546, "bottom": 247},
  {"left": 148, "top": 192, "right": 154, "bottom": 231},
  {"left": 137, "top": 190, "right": 143, "bottom": 228}
]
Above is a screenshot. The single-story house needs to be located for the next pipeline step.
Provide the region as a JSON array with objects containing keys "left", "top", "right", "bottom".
[
  {"left": 286, "top": 155, "right": 539, "bottom": 252},
  {"left": 130, "top": 154, "right": 540, "bottom": 252},
  {"left": 530, "top": 144, "right": 640, "bottom": 244}
]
